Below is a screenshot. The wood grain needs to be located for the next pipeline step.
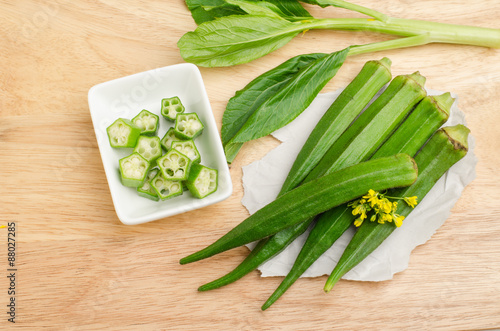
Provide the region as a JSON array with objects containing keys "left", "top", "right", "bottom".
[{"left": 1, "top": 0, "right": 500, "bottom": 329}]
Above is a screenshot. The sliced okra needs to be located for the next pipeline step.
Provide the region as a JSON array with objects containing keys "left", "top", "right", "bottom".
[
  {"left": 160, "top": 127, "right": 183, "bottom": 151},
  {"left": 161, "top": 96, "right": 185, "bottom": 121},
  {"left": 157, "top": 149, "right": 192, "bottom": 181},
  {"left": 119, "top": 152, "right": 150, "bottom": 188},
  {"left": 133, "top": 136, "right": 162, "bottom": 163},
  {"left": 186, "top": 164, "right": 218, "bottom": 199},
  {"left": 171, "top": 139, "right": 201, "bottom": 164},
  {"left": 150, "top": 171, "right": 183, "bottom": 200},
  {"left": 106, "top": 118, "right": 141, "bottom": 148},
  {"left": 174, "top": 113, "right": 204, "bottom": 139},
  {"left": 137, "top": 168, "right": 160, "bottom": 201},
  {"left": 132, "top": 109, "right": 159, "bottom": 136}
]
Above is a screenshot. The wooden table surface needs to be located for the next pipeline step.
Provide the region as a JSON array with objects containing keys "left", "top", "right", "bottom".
[{"left": 2, "top": 0, "right": 500, "bottom": 330}]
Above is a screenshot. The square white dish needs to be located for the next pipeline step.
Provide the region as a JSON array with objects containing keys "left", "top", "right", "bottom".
[{"left": 88, "top": 63, "right": 232, "bottom": 225}]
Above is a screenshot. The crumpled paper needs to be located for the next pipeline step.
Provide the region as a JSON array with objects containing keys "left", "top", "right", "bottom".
[{"left": 242, "top": 89, "right": 477, "bottom": 281}]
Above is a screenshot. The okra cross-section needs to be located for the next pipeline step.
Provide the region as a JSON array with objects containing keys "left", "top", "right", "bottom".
[
  {"left": 132, "top": 109, "right": 159, "bottom": 136},
  {"left": 161, "top": 96, "right": 185, "bottom": 121},
  {"left": 119, "top": 152, "right": 150, "bottom": 187},
  {"left": 174, "top": 113, "right": 204, "bottom": 139},
  {"left": 171, "top": 140, "right": 201, "bottom": 164},
  {"left": 186, "top": 164, "right": 218, "bottom": 199},
  {"left": 106, "top": 118, "right": 141, "bottom": 148},
  {"left": 150, "top": 171, "right": 183, "bottom": 200},
  {"left": 160, "top": 127, "right": 183, "bottom": 151},
  {"left": 133, "top": 136, "right": 162, "bottom": 163},
  {"left": 137, "top": 168, "right": 160, "bottom": 201},
  {"left": 157, "top": 149, "right": 192, "bottom": 181}
]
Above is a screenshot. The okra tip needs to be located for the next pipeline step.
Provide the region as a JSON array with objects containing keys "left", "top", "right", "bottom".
[
  {"left": 377, "top": 57, "right": 392, "bottom": 70},
  {"left": 407, "top": 71, "right": 426, "bottom": 87},
  {"left": 432, "top": 92, "right": 455, "bottom": 114},
  {"left": 442, "top": 124, "right": 470, "bottom": 151}
]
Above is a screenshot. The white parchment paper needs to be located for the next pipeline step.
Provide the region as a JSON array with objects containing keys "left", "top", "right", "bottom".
[{"left": 242, "top": 89, "right": 477, "bottom": 281}]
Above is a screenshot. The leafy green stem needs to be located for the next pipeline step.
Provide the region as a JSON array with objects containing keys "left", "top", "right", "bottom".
[{"left": 301, "top": 0, "right": 388, "bottom": 22}]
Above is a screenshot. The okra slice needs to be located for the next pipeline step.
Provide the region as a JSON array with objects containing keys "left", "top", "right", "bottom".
[
  {"left": 133, "top": 136, "right": 162, "bottom": 163},
  {"left": 171, "top": 140, "right": 201, "bottom": 164},
  {"left": 160, "top": 127, "right": 183, "bottom": 151},
  {"left": 106, "top": 118, "right": 141, "bottom": 148},
  {"left": 132, "top": 109, "right": 159, "bottom": 136},
  {"left": 161, "top": 96, "right": 185, "bottom": 121},
  {"left": 137, "top": 168, "right": 160, "bottom": 201},
  {"left": 119, "top": 152, "right": 150, "bottom": 188},
  {"left": 174, "top": 113, "right": 204, "bottom": 139},
  {"left": 157, "top": 149, "right": 192, "bottom": 181},
  {"left": 186, "top": 164, "right": 218, "bottom": 199},
  {"left": 150, "top": 171, "right": 183, "bottom": 200}
]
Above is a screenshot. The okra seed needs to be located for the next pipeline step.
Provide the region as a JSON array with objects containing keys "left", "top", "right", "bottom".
[
  {"left": 179, "top": 158, "right": 186, "bottom": 166},
  {"left": 139, "top": 147, "right": 146, "bottom": 153},
  {"left": 167, "top": 169, "right": 174, "bottom": 176}
]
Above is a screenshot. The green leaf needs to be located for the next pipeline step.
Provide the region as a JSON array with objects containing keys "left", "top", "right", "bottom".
[
  {"left": 225, "top": 47, "right": 349, "bottom": 157},
  {"left": 225, "top": 0, "right": 287, "bottom": 19},
  {"left": 178, "top": 15, "right": 306, "bottom": 67},
  {"left": 265, "top": 0, "right": 312, "bottom": 18},
  {"left": 185, "top": 0, "right": 246, "bottom": 25},
  {"left": 221, "top": 53, "right": 327, "bottom": 161}
]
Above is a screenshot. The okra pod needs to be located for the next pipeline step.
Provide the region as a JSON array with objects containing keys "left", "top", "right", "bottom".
[
  {"left": 161, "top": 96, "right": 185, "bottom": 121},
  {"left": 137, "top": 168, "right": 160, "bottom": 201},
  {"left": 279, "top": 57, "right": 392, "bottom": 195},
  {"left": 172, "top": 140, "right": 201, "bottom": 164},
  {"left": 261, "top": 92, "right": 453, "bottom": 310},
  {"left": 324, "top": 124, "right": 469, "bottom": 292},
  {"left": 150, "top": 171, "right": 183, "bottom": 200},
  {"left": 157, "top": 149, "right": 192, "bottom": 181},
  {"left": 106, "top": 118, "right": 141, "bottom": 148},
  {"left": 133, "top": 136, "right": 162, "bottom": 163},
  {"left": 199, "top": 70, "right": 427, "bottom": 290},
  {"left": 119, "top": 152, "right": 150, "bottom": 188},
  {"left": 160, "top": 127, "right": 183, "bottom": 151},
  {"left": 180, "top": 154, "right": 418, "bottom": 264},
  {"left": 132, "top": 109, "right": 159, "bottom": 136},
  {"left": 186, "top": 164, "right": 218, "bottom": 199},
  {"left": 175, "top": 113, "right": 204, "bottom": 139}
]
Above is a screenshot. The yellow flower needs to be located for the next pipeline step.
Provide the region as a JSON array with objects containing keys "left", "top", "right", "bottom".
[
  {"left": 394, "top": 214, "right": 405, "bottom": 227},
  {"left": 378, "top": 198, "right": 393, "bottom": 214},
  {"left": 378, "top": 213, "right": 393, "bottom": 224},
  {"left": 404, "top": 196, "right": 418, "bottom": 208},
  {"left": 363, "top": 189, "right": 379, "bottom": 207},
  {"left": 354, "top": 218, "right": 364, "bottom": 227}
]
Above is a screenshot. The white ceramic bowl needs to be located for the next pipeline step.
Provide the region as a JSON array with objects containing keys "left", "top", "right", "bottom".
[{"left": 88, "top": 63, "right": 232, "bottom": 225}]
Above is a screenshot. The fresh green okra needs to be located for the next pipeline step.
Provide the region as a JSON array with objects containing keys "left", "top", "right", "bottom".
[
  {"left": 160, "top": 127, "right": 184, "bottom": 151},
  {"left": 280, "top": 57, "right": 392, "bottom": 195},
  {"left": 186, "top": 164, "right": 218, "bottom": 199},
  {"left": 260, "top": 91, "right": 453, "bottom": 310},
  {"left": 119, "top": 152, "right": 150, "bottom": 188},
  {"left": 324, "top": 124, "right": 469, "bottom": 293},
  {"left": 172, "top": 140, "right": 201, "bottom": 164},
  {"left": 133, "top": 136, "right": 162, "bottom": 163},
  {"left": 180, "top": 154, "right": 418, "bottom": 265},
  {"left": 157, "top": 149, "right": 192, "bottom": 181},
  {"left": 198, "top": 69, "right": 427, "bottom": 292},
  {"left": 137, "top": 168, "right": 160, "bottom": 201},
  {"left": 175, "top": 113, "right": 204, "bottom": 139},
  {"left": 106, "top": 118, "right": 141, "bottom": 148},
  {"left": 161, "top": 96, "right": 185, "bottom": 121},
  {"left": 150, "top": 171, "right": 183, "bottom": 200},
  {"left": 132, "top": 109, "right": 159, "bottom": 136}
]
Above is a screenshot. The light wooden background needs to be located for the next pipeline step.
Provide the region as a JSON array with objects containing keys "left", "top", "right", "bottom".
[{"left": 1, "top": 0, "right": 500, "bottom": 330}]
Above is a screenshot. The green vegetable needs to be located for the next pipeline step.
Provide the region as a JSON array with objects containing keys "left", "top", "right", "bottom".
[
  {"left": 223, "top": 47, "right": 349, "bottom": 162},
  {"left": 174, "top": 113, "right": 204, "bottom": 139},
  {"left": 157, "top": 149, "right": 192, "bottom": 181},
  {"left": 324, "top": 124, "right": 470, "bottom": 292},
  {"left": 180, "top": 153, "right": 418, "bottom": 264},
  {"left": 106, "top": 118, "right": 141, "bottom": 148},
  {"left": 137, "top": 168, "right": 160, "bottom": 201},
  {"left": 131, "top": 109, "right": 159, "bottom": 136},
  {"left": 160, "top": 127, "right": 183, "bottom": 151},
  {"left": 179, "top": 1, "right": 500, "bottom": 67},
  {"left": 119, "top": 152, "right": 150, "bottom": 188},
  {"left": 279, "top": 57, "right": 392, "bottom": 194},
  {"left": 172, "top": 140, "right": 201, "bottom": 164},
  {"left": 199, "top": 68, "right": 424, "bottom": 290},
  {"left": 161, "top": 96, "right": 185, "bottom": 121},
  {"left": 304, "top": 71, "right": 426, "bottom": 181},
  {"left": 133, "top": 136, "right": 162, "bottom": 163},
  {"left": 150, "top": 171, "right": 184, "bottom": 200},
  {"left": 260, "top": 92, "right": 453, "bottom": 310},
  {"left": 221, "top": 52, "right": 327, "bottom": 162},
  {"left": 186, "top": 164, "right": 218, "bottom": 199}
]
